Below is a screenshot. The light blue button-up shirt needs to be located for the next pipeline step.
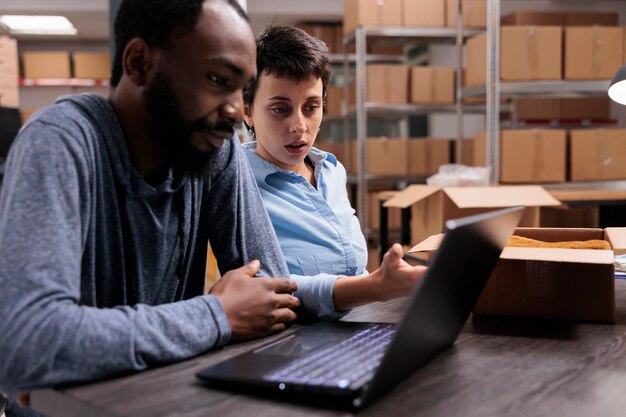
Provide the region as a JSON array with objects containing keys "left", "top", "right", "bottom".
[{"left": 243, "top": 142, "right": 368, "bottom": 319}]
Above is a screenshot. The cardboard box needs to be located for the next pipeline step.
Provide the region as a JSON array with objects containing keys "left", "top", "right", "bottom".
[
  {"left": 565, "top": 27, "right": 623, "bottom": 80},
  {"left": 0, "top": 37, "right": 18, "bottom": 75},
  {"left": 404, "top": 0, "right": 445, "bottom": 27},
  {"left": 514, "top": 98, "right": 611, "bottom": 120},
  {"left": 565, "top": 12, "right": 618, "bottom": 27},
  {"left": 502, "top": 11, "right": 618, "bottom": 28},
  {"left": 384, "top": 184, "right": 561, "bottom": 245},
  {"left": 343, "top": 0, "right": 403, "bottom": 35},
  {"left": 561, "top": 98, "right": 611, "bottom": 120},
  {"left": 349, "top": 138, "right": 409, "bottom": 175},
  {"left": 514, "top": 98, "right": 562, "bottom": 120},
  {"left": 501, "top": 11, "right": 565, "bottom": 26},
  {"left": 473, "top": 130, "right": 567, "bottom": 183},
  {"left": 501, "top": 26, "right": 562, "bottom": 81},
  {"left": 456, "top": 138, "right": 474, "bottom": 166},
  {"left": 367, "top": 247, "right": 379, "bottom": 274},
  {"left": 501, "top": 130, "right": 567, "bottom": 183},
  {"left": 466, "top": 27, "right": 562, "bottom": 85},
  {"left": 410, "top": 67, "right": 455, "bottom": 104},
  {"left": 407, "top": 138, "right": 451, "bottom": 176},
  {"left": 325, "top": 85, "right": 343, "bottom": 117},
  {"left": 540, "top": 206, "right": 599, "bottom": 229},
  {"left": 368, "top": 190, "right": 402, "bottom": 230},
  {"left": 296, "top": 23, "right": 337, "bottom": 52},
  {"left": 20, "top": 108, "right": 39, "bottom": 124},
  {"left": 368, "top": 44, "right": 405, "bottom": 55},
  {"left": 0, "top": 85, "right": 18, "bottom": 108},
  {"left": 446, "top": 0, "right": 486, "bottom": 28},
  {"left": 73, "top": 52, "right": 110, "bottom": 79},
  {"left": 465, "top": 33, "right": 486, "bottom": 87},
  {"left": 410, "top": 226, "right": 626, "bottom": 322},
  {"left": 22, "top": 51, "right": 71, "bottom": 78},
  {"left": 315, "top": 140, "right": 346, "bottom": 165},
  {"left": 366, "top": 64, "right": 408, "bottom": 104},
  {"left": 570, "top": 129, "right": 626, "bottom": 181}
]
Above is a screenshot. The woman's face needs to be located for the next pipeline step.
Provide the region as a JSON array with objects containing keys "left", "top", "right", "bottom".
[{"left": 245, "top": 72, "right": 323, "bottom": 172}]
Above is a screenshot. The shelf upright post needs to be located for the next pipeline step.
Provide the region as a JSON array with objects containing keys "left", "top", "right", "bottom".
[
  {"left": 455, "top": 0, "right": 464, "bottom": 162},
  {"left": 342, "top": 31, "right": 352, "bottom": 205},
  {"left": 355, "top": 26, "right": 368, "bottom": 229},
  {"left": 486, "top": 0, "right": 501, "bottom": 184}
]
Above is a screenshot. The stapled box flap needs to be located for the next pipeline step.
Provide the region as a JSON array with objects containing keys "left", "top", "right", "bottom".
[
  {"left": 500, "top": 247, "right": 614, "bottom": 264},
  {"left": 605, "top": 227, "right": 626, "bottom": 253},
  {"left": 384, "top": 185, "right": 441, "bottom": 209},
  {"left": 443, "top": 185, "right": 561, "bottom": 209},
  {"left": 409, "top": 233, "right": 444, "bottom": 253}
]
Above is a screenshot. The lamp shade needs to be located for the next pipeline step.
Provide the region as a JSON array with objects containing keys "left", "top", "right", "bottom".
[{"left": 608, "top": 63, "right": 626, "bottom": 105}]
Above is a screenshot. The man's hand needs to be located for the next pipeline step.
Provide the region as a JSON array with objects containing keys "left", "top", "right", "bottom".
[{"left": 209, "top": 260, "right": 300, "bottom": 341}]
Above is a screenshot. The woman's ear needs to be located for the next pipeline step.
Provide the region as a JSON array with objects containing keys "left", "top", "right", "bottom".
[
  {"left": 123, "top": 38, "right": 153, "bottom": 86},
  {"left": 243, "top": 104, "right": 253, "bottom": 127}
]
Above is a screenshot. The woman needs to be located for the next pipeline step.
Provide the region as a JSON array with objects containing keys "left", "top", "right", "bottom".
[{"left": 242, "top": 25, "right": 426, "bottom": 318}]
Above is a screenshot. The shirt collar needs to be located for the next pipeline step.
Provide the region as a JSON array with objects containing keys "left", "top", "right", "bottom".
[{"left": 242, "top": 141, "right": 337, "bottom": 183}]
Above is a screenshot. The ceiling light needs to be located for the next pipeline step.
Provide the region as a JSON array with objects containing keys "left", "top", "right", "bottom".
[{"left": 0, "top": 15, "right": 77, "bottom": 36}]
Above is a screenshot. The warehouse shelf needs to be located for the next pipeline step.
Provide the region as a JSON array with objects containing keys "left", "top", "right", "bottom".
[
  {"left": 475, "top": 0, "right": 622, "bottom": 184},
  {"left": 344, "top": 102, "right": 508, "bottom": 120},
  {"left": 343, "top": 26, "right": 482, "bottom": 44},
  {"left": 461, "top": 80, "right": 612, "bottom": 100},
  {"left": 543, "top": 180, "right": 626, "bottom": 191},
  {"left": 343, "top": 20, "right": 477, "bottom": 229},
  {"left": 347, "top": 174, "right": 429, "bottom": 185},
  {"left": 329, "top": 53, "right": 405, "bottom": 65},
  {"left": 19, "top": 78, "right": 110, "bottom": 87}
]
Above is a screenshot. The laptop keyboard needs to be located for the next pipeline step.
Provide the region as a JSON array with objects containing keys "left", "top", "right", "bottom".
[{"left": 263, "top": 324, "right": 395, "bottom": 388}]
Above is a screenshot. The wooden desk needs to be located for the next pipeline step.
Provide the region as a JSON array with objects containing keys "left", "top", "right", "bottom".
[{"left": 32, "top": 280, "right": 626, "bottom": 417}]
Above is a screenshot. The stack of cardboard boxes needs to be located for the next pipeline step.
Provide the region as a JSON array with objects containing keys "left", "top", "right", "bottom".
[
  {"left": 343, "top": 0, "right": 486, "bottom": 34},
  {"left": 21, "top": 51, "right": 110, "bottom": 79},
  {"left": 466, "top": 10, "right": 619, "bottom": 122},
  {"left": 472, "top": 128, "right": 626, "bottom": 183},
  {"left": 0, "top": 37, "right": 19, "bottom": 108}
]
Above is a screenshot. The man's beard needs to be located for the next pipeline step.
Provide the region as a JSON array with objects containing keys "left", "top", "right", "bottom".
[{"left": 142, "top": 71, "right": 234, "bottom": 177}]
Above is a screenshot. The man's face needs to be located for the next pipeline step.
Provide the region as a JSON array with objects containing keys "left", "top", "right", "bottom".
[{"left": 142, "top": 0, "right": 256, "bottom": 175}]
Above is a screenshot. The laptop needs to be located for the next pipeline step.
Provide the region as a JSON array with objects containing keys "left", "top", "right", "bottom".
[{"left": 197, "top": 206, "right": 524, "bottom": 409}]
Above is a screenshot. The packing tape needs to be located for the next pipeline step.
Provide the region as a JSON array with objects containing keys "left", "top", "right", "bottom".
[
  {"left": 527, "top": 27, "right": 539, "bottom": 79},
  {"left": 597, "top": 129, "right": 613, "bottom": 179},
  {"left": 431, "top": 70, "right": 438, "bottom": 103},
  {"left": 531, "top": 130, "right": 544, "bottom": 182},
  {"left": 591, "top": 26, "right": 603, "bottom": 79}
]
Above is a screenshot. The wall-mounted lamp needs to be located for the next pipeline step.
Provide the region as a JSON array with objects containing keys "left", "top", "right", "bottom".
[{"left": 608, "top": 63, "right": 626, "bottom": 105}]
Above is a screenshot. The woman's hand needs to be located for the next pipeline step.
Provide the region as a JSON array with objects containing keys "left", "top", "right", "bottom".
[
  {"left": 371, "top": 243, "right": 427, "bottom": 302},
  {"left": 332, "top": 243, "right": 427, "bottom": 310}
]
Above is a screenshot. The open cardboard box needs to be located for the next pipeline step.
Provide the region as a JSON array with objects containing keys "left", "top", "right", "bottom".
[
  {"left": 384, "top": 185, "right": 561, "bottom": 245},
  {"left": 410, "top": 227, "right": 626, "bottom": 323}
]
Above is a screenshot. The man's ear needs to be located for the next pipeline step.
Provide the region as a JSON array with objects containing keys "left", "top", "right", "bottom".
[{"left": 123, "top": 38, "right": 154, "bottom": 86}]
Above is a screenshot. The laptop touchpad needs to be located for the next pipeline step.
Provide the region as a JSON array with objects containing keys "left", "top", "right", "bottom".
[{"left": 254, "top": 334, "right": 339, "bottom": 358}]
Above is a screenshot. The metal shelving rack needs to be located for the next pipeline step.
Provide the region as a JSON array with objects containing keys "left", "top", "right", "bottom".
[
  {"left": 459, "top": 0, "right": 618, "bottom": 185},
  {"left": 342, "top": 24, "right": 481, "bottom": 229}
]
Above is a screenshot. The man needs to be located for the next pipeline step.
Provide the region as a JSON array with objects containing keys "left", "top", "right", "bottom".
[{"left": 0, "top": 0, "right": 303, "bottom": 412}]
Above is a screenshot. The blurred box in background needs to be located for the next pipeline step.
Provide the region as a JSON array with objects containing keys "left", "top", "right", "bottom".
[
  {"left": 73, "top": 52, "right": 110, "bottom": 79},
  {"left": 410, "top": 67, "right": 455, "bottom": 104},
  {"left": 564, "top": 27, "right": 623, "bottom": 80},
  {"left": 22, "top": 51, "right": 71, "bottom": 78},
  {"left": 343, "top": 0, "right": 402, "bottom": 35},
  {"left": 446, "top": 0, "right": 486, "bottom": 28},
  {"left": 570, "top": 129, "right": 626, "bottom": 181},
  {"left": 404, "top": 0, "right": 445, "bottom": 27},
  {"left": 474, "top": 130, "right": 567, "bottom": 183}
]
